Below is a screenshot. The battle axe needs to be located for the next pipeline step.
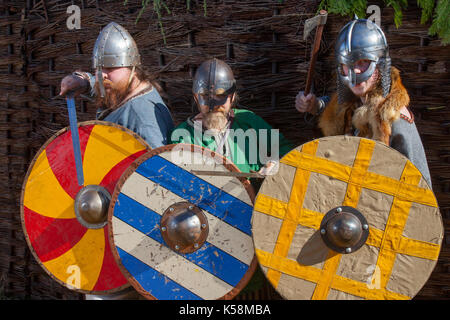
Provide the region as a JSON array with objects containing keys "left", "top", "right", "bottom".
[{"left": 303, "top": 10, "right": 328, "bottom": 95}]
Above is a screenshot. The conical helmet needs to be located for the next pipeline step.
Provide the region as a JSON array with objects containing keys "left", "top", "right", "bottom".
[
  {"left": 192, "top": 58, "right": 236, "bottom": 110},
  {"left": 92, "top": 22, "right": 141, "bottom": 97}
]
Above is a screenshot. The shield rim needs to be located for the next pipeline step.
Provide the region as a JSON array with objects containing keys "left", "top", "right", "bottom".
[
  {"left": 251, "top": 135, "right": 444, "bottom": 300},
  {"left": 20, "top": 120, "right": 150, "bottom": 295},
  {"left": 107, "top": 143, "right": 258, "bottom": 300}
]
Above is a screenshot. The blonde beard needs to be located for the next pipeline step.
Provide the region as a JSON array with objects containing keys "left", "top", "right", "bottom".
[{"left": 203, "top": 111, "right": 229, "bottom": 131}]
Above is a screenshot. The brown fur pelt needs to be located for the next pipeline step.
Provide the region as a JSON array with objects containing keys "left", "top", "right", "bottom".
[{"left": 318, "top": 67, "right": 410, "bottom": 145}]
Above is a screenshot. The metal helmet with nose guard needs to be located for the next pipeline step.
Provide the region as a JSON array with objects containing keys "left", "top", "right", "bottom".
[
  {"left": 192, "top": 58, "right": 236, "bottom": 111},
  {"left": 92, "top": 22, "right": 141, "bottom": 97}
]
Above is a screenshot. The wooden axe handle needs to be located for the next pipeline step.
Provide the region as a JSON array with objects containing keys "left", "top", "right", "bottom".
[{"left": 305, "top": 10, "right": 327, "bottom": 96}]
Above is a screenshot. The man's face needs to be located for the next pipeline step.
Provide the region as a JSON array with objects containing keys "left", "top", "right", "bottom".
[
  {"left": 341, "top": 59, "right": 379, "bottom": 97},
  {"left": 95, "top": 67, "right": 132, "bottom": 109},
  {"left": 194, "top": 92, "right": 234, "bottom": 131}
]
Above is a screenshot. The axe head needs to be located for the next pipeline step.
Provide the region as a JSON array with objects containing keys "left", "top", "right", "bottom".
[{"left": 303, "top": 10, "right": 328, "bottom": 40}]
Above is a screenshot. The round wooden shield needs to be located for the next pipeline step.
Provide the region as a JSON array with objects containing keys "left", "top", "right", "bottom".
[
  {"left": 20, "top": 120, "right": 150, "bottom": 294},
  {"left": 108, "top": 144, "right": 258, "bottom": 300},
  {"left": 252, "top": 136, "right": 443, "bottom": 300}
]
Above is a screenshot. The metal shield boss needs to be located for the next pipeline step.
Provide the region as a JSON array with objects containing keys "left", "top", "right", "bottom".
[
  {"left": 109, "top": 144, "right": 257, "bottom": 300},
  {"left": 20, "top": 121, "right": 150, "bottom": 294},
  {"left": 252, "top": 136, "right": 443, "bottom": 300}
]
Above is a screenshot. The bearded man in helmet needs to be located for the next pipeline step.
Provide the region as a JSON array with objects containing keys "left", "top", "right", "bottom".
[
  {"left": 170, "top": 58, "right": 293, "bottom": 295},
  {"left": 295, "top": 18, "right": 432, "bottom": 187},
  {"left": 59, "top": 22, "right": 174, "bottom": 300},
  {"left": 170, "top": 58, "right": 293, "bottom": 181},
  {"left": 60, "top": 22, "right": 174, "bottom": 149}
]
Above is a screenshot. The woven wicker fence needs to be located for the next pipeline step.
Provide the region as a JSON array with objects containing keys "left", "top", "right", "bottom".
[{"left": 0, "top": 0, "right": 448, "bottom": 299}]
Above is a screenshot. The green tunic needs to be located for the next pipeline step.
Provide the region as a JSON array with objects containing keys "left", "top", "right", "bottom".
[{"left": 170, "top": 108, "right": 293, "bottom": 175}]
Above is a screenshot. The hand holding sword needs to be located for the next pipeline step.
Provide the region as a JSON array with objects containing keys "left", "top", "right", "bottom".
[
  {"left": 59, "top": 74, "right": 90, "bottom": 187},
  {"left": 59, "top": 73, "right": 91, "bottom": 98}
]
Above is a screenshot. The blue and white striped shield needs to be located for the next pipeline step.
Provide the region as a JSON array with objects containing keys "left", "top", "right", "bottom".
[{"left": 109, "top": 144, "right": 257, "bottom": 300}]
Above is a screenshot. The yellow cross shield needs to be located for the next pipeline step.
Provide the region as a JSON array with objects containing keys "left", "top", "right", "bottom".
[{"left": 252, "top": 136, "right": 443, "bottom": 300}]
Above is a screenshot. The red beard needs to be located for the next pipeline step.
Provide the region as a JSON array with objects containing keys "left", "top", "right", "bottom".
[{"left": 94, "top": 78, "right": 130, "bottom": 110}]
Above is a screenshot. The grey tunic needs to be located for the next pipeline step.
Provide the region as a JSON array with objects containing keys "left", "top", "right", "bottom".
[
  {"left": 100, "top": 87, "right": 174, "bottom": 149},
  {"left": 85, "top": 72, "right": 174, "bottom": 148},
  {"left": 390, "top": 118, "right": 432, "bottom": 187}
]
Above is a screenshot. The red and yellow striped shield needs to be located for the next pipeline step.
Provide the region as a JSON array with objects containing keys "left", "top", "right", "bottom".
[
  {"left": 20, "top": 121, "right": 150, "bottom": 294},
  {"left": 252, "top": 136, "right": 443, "bottom": 300}
]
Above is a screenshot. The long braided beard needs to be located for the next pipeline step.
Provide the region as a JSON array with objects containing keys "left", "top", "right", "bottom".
[{"left": 94, "top": 77, "right": 131, "bottom": 111}]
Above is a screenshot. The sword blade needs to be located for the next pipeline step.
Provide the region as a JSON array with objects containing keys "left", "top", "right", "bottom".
[
  {"left": 66, "top": 96, "right": 84, "bottom": 186},
  {"left": 190, "top": 170, "right": 265, "bottom": 179}
]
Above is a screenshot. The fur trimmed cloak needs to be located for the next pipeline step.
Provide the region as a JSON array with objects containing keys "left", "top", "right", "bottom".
[{"left": 318, "top": 67, "right": 410, "bottom": 145}]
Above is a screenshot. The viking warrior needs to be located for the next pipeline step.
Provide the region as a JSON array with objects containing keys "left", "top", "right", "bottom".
[
  {"left": 170, "top": 58, "right": 293, "bottom": 180},
  {"left": 59, "top": 22, "right": 174, "bottom": 299},
  {"left": 169, "top": 58, "right": 293, "bottom": 295},
  {"left": 295, "top": 18, "right": 432, "bottom": 186},
  {"left": 60, "top": 22, "right": 174, "bottom": 149}
]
